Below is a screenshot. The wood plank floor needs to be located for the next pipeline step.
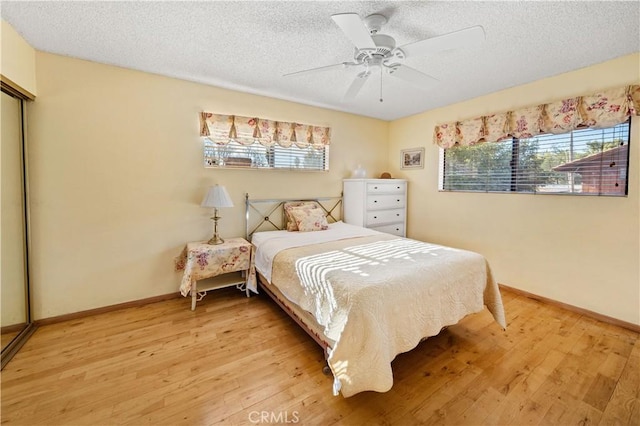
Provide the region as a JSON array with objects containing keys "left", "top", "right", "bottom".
[
  {"left": 1, "top": 288, "right": 638, "bottom": 425},
  {"left": 1, "top": 331, "right": 20, "bottom": 350}
]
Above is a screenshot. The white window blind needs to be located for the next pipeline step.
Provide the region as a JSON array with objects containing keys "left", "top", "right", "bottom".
[
  {"left": 200, "top": 112, "right": 331, "bottom": 171},
  {"left": 442, "top": 120, "right": 631, "bottom": 196},
  {"left": 203, "top": 138, "right": 329, "bottom": 171}
]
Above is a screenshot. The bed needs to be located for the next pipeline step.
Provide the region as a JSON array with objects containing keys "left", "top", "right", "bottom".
[{"left": 245, "top": 194, "right": 506, "bottom": 398}]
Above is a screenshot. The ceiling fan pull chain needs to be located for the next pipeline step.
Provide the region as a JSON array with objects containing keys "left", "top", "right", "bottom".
[{"left": 380, "top": 72, "right": 383, "bottom": 103}]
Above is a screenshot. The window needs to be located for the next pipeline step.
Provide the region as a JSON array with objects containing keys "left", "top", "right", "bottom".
[
  {"left": 441, "top": 120, "right": 631, "bottom": 196},
  {"left": 204, "top": 139, "right": 328, "bottom": 171},
  {"left": 200, "top": 112, "right": 331, "bottom": 171}
]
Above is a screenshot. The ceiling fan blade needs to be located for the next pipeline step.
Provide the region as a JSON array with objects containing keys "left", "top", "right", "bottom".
[
  {"left": 388, "top": 65, "right": 439, "bottom": 89},
  {"left": 342, "top": 72, "right": 370, "bottom": 101},
  {"left": 398, "top": 25, "right": 485, "bottom": 58},
  {"left": 283, "top": 62, "right": 356, "bottom": 77},
  {"left": 331, "top": 13, "right": 376, "bottom": 50}
]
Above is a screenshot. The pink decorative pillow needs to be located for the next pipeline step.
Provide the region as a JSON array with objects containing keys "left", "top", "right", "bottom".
[
  {"left": 284, "top": 201, "right": 321, "bottom": 231},
  {"left": 289, "top": 207, "right": 329, "bottom": 232}
]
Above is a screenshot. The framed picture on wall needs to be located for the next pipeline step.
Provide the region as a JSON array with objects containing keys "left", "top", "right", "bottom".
[{"left": 401, "top": 148, "right": 424, "bottom": 169}]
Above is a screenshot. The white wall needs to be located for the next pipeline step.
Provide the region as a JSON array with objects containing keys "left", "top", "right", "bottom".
[{"left": 389, "top": 53, "right": 640, "bottom": 325}]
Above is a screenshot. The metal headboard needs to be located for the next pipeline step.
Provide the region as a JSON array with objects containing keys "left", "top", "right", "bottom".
[{"left": 245, "top": 193, "right": 343, "bottom": 240}]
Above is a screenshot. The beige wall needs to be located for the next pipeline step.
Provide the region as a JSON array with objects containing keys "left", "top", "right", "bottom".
[
  {"left": 0, "top": 20, "right": 37, "bottom": 96},
  {"left": 25, "top": 48, "right": 640, "bottom": 325},
  {"left": 28, "top": 52, "right": 389, "bottom": 319},
  {"left": 0, "top": 20, "right": 32, "bottom": 327},
  {"left": 389, "top": 53, "right": 640, "bottom": 325}
]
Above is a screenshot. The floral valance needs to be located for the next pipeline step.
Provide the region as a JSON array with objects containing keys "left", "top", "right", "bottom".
[
  {"left": 434, "top": 85, "right": 640, "bottom": 148},
  {"left": 200, "top": 112, "right": 331, "bottom": 149}
]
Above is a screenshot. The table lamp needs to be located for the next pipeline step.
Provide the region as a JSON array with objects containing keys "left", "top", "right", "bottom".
[{"left": 201, "top": 184, "right": 234, "bottom": 244}]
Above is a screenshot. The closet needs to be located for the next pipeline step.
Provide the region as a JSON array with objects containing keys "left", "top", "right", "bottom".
[{"left": 1, "top": 84, "right": 35, "bottom": 369}]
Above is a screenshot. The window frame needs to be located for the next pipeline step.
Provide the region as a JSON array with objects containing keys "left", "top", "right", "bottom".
[
  {"left": 439, "top": 120, "right": 632, "bottom": 197},
  {"left": 203, "top": 138, "right": 330, "bottom": 172}
]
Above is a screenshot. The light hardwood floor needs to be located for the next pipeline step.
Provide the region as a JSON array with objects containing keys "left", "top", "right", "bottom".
[
  {"left": 1, "top": 288, "right": 638, "bottom": 425},
  {"left": 1, "top": 331, "right": 20, "bottom": 350}
]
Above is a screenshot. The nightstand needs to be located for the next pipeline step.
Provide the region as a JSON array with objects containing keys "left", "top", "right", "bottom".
[{"left": 176, "top": 237, "right": 256, "bottom": 310}]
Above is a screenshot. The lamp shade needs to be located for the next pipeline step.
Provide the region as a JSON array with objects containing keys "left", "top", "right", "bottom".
[{"left": 201, "top": 185, "right": 234, "bottom": 208}]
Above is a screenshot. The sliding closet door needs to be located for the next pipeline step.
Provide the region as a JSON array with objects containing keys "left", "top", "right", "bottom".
[{"left": 1, "top": 89, "right": 32, "bottom": 367}]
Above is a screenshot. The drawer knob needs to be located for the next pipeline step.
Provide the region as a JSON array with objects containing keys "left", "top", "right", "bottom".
[
  {"left": 397, "top": 199, "right": 400, "bottom": 202},
  {"left": 374, "top": 200, "right": 377, "bottom": 203},
  {"left": 374, "top": 216, "right": 377, "bottom": 219},
  {"left": 374, "top": 186, "right": 378, "bottom": 189}
]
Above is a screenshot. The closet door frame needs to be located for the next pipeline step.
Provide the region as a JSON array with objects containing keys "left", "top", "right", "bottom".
[{"left": 1, "top": 76, "right": 37, "bottom": 369}]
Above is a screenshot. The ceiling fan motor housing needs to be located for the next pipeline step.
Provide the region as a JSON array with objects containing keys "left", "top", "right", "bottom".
[
  {"left": 372, "top": 34, "right": 396, "bottom": 52},
  {"left": 355, "top": 33, "right": 397, "bottom": 63}
]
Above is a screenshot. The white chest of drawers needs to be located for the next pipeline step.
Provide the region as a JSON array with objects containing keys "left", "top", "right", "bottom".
[{"left": 343, "top": 178, "right": 407, "bottom": 237}]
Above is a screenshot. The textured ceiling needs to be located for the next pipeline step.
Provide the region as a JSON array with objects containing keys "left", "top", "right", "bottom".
[{"left": 2, "top": 1, "right": 639, "bottom": 121}]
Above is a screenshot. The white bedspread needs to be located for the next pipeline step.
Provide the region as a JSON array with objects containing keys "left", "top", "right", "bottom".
[
  {"left": 251, "top": 221, "right": 382, "bottom": 283},
  {"left": 253, "top": 225, "right": 506, "bottom": 397}
]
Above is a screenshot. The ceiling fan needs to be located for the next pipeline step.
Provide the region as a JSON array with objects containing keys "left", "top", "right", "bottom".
[{"left": 284, "top": 13, "right": 485, "bottom": 102}]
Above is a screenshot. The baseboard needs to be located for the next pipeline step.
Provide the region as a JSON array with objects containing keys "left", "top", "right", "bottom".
[
  {"left": 499, "top": 284, "right": 640, "bottom": 333},
  {"left": 32, "top": 285, "right": 640, "bottom": 334},
  {"left": 1, "top": 323, "right": 28, "bottom": 334},
  {"left": 34, "top": 292, "right": 182, "bottom": 327}
]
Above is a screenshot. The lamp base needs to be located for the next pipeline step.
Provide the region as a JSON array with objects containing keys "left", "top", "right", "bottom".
[
  {"left": 207, "top": 235, "right": 225, "bottom": 245},
  {"left": 207, "top": 211, "right": 225, "bottom": 245}
]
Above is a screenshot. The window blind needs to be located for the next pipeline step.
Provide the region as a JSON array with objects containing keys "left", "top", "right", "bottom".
[
  {"left": 442, "top": 120, "right": 631, "bottom": 196},
  {"left": 200, "top": 112, "right": 330, "bottom": 171},
  {"left": 204, "top": 137, "right": 329, "bottom": 171}
]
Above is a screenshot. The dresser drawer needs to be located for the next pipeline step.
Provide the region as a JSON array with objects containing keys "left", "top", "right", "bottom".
[
  {"left": 366, "top": 209, "right": 405, "bottom": 226},
  {"left": 366, "top": 194, "right": 405, "bottom": 210},
  {"left": 370, "top": 223, "right": 405, "bottom": 237},
  {"left": 367, "top": 182, "right": 406, "bottom": 194},
  {"left": 344, "top": 178, "right": 407, "bottom": 237}
]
